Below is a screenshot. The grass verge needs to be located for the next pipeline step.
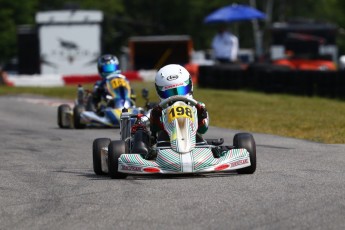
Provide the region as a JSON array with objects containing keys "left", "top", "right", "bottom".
[{"left": 1, "top": 83, "right": 345, "bottom": 144}]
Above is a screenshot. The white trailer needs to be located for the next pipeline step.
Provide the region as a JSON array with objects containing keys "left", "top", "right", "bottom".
[{"left": 36, "top": 10, "right": 103, "bottom": 75}]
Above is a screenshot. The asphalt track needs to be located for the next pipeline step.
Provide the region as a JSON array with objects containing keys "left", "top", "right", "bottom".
[{"left": 1, "top": 95, "right": 345, "bottom": 230}]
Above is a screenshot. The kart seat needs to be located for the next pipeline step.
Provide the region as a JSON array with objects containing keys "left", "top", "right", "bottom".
[
  {"left": 131, "top": 130, "right": 150, "bottom": 155},
  {"left": 156, "top": 131, "right": 170, "bottom": 147}
]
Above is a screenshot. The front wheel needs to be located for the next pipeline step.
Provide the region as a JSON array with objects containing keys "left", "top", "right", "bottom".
[
  {"left": 233, "top": 133, "right": 256, "bottom": 174},
  {"left": 73, "top": 105, "right": 86, "bottom": 129},
  {"left": 57, "top": 104, "right": 72, "bottom": 128},
  {"left": 108, "top": 140, "right": 127, "bottom": 179},
  {"left": 93, "top": 138, "right": 111, "bottom": 175}
]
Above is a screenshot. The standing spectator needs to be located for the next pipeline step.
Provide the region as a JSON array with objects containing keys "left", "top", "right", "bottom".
[{"left": 212, "top": 26, "right": 239, "bottom": 63}]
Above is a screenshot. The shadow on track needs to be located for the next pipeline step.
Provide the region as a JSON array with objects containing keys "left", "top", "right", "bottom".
[{"left": 52, "top": 168, "right": 239, "bottom": 181}]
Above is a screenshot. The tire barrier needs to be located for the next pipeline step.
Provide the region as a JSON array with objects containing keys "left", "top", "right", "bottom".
[
  {"left": 198, "top": 64, "right": 246, "bottom": 90},
  {"left": 198, "top": 64, "right": 345, "bottom": 99}
]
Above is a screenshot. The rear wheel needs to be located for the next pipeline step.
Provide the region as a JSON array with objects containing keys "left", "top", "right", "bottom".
[
  {"left": 93, "top": 138, "right": 111, "bottom": 175},
  {"left": 73, "top": 105, "right": 86, "bottom": 129},
  {"left": 108, "top": 140, "right": 127, "bottom": 179},
  {"left": 233, "top": 133, "right": 256, "bottom": 174},
  {"left": 57, "top": 104, "right": 71, "bottom": 128}
]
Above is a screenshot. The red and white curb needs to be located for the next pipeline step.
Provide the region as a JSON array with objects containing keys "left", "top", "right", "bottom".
[{"left": 7, "top": 70, "right": 157, "bottom": 87}]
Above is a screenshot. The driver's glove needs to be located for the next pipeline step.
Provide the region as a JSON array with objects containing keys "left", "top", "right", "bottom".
[
  {"left": 196, "top": 103, "right": 209, "bottom": 134},
  {"left": 196, "top": 103, "right": 208, "bottom": 121},
  {"left": 150, "top": 105, "right": 164, "bottom": 138}
]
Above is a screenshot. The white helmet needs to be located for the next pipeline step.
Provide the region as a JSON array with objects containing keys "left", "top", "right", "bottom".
[{"left": 155, "top": 64, "right": 193, "bottom": 100}]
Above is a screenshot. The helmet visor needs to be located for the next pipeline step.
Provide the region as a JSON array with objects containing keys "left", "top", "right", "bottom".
[
  {"left": 101, "top": 63, "right": 117, "bottom": 73},
  {"left": 156, "top": 79, "right": 192, "bottom": 99}
]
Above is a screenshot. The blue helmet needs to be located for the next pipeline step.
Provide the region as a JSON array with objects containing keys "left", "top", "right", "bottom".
[{"left": 97, "top": 54, "right": 120, "bottom": 78}]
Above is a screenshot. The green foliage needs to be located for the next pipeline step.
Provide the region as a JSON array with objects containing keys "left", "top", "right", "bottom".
[
  {"left": 0, "top": 0, "right": 39, "bottom": 63},
  {"left": 0, "top": 9, "right": 16, "bottom": 63}
]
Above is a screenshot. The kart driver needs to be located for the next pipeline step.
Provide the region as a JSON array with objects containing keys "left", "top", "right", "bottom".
[
  {"left": 92, "top": 54, "right": 135, "bottom": 114},
  {"left": 150, "top": 64, "right": 209, "bottom": 144}
]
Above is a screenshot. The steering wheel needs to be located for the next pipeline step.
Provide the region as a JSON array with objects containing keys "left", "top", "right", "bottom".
[{"left": 159, "top": 95, "right": 197, "bottom": 108}]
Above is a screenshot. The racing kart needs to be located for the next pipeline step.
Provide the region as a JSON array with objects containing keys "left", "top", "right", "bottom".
[
  {"left": 57, "top": 75, "right": 153, "bottom": 129},
  {"left": 92, "top": 95, "right": 256, "bottom": 178}
]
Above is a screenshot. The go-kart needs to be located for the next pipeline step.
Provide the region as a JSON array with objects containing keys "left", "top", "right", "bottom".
[
  {"left": 57, "top": 75, "right": 153, "bottom": 129},
  {"left": 92, "top": 95, "right": 256, "bottom": 178}
]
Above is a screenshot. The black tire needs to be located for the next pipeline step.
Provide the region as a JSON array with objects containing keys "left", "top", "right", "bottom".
[
  {"left": 93, "top": 138, "right": 111, "bottom": 175},
  {"left": 73, "top": 105, "right": 86, "bottom": 129},
  {"left": 233, "top": 133, "right": 256, "bottom": 174},
  {"left": 57, "top": 104, "right": 71, "bottom": 128},
  {"left": 108, "top": 140, "right": 127, "bottom": 179}
]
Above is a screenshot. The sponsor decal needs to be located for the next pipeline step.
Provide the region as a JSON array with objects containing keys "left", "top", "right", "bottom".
[
  {"left": 143, "top": 167, "right": 160, "bottom": 173},
  {"left": 163, "top": 82, "right": 184, "bottom": 90},
  {"left": 167, "top": 75, "right": 179, "bottom": 81},
  {"left": 121, "top": 165, "right": 142, "bottom": 171},
  {"left": 230, "top": 159, "right": 249, "bottom": 168},
  {"left": 215, "top": 164, "right": 230, "bottom": 171}
]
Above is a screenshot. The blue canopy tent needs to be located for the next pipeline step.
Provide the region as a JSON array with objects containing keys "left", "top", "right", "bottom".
[
  {"left": 204, "top": 4, "right": 266, "bottom": 59},
  {"left": 204, "top": 4, "right": 266, "bottom": 23}
]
